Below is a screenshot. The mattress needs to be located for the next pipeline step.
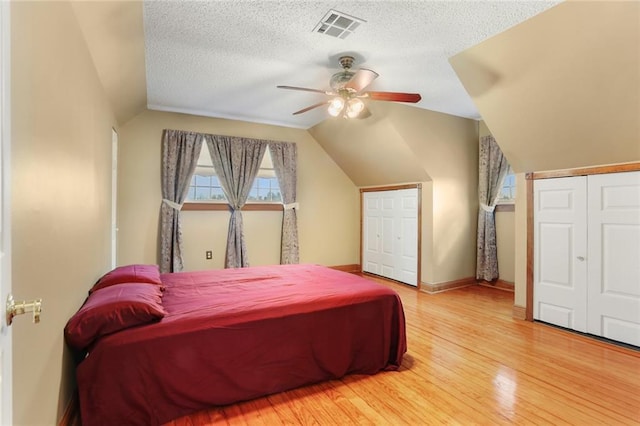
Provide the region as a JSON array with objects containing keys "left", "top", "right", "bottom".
[{"left": 76, "top": 264, "right": 407, "bottom": 425}]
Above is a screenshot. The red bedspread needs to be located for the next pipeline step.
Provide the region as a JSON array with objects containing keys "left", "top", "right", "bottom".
[{"left": 76, "top": 264, "right": 407, "bottom": 425}]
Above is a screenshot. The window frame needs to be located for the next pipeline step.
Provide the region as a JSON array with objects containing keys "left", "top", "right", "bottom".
[
  {"left": 495, "top": 203, "right": 515, "bottom": 212},
  {"left": 182, "top": 202, "right": 283, "bottom": 211},
  {"left": 183, "top": 143, "right": 283, "bottom": 211},
  {"left": 496, "top": 166, "right": 516, "bottom": 207}
]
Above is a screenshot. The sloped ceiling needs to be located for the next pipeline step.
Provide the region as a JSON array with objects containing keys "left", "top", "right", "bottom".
[
  {"left": 309, "top": 102, "right": 478, "bottom": 187},
  {"left": 450, "top": 1, "right": 640, "bottom": 173},
  {"left": 308, "top": 103, "right": 431, "bottom": 187},
  {"left": 309, "top": 103, "right": 479, "bottom": 284},
  {"left": 71, "top": 1, "right": 147, "bottom": 125}
]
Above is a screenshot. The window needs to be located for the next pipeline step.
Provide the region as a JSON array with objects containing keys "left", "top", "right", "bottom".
[
  {"left": 497, "top": 166, "right": 516, "bottom": 203},
  {"left": 185, "top": 144, "right": 281, "bottom": 204}
]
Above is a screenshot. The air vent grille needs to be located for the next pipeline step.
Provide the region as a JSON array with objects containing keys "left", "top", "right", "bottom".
[{"left": 313, "top": 10, "right": 365, "bottom": 39}]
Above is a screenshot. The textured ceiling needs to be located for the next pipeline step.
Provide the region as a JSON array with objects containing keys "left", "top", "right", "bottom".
[{"left": 143, "top": 0, "right": 560, "bottom": 129}]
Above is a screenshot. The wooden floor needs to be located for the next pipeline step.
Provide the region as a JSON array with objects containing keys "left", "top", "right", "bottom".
[{"left": 166, "top": 278, "right": 640, "bottom": 425}]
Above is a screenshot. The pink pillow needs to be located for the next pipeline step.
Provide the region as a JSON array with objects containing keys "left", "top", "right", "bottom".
[
  {"left": 65, "top": 283, "right": 166, "bottom": 350},
  {"left": 91, "top": 264, "right": 163, "bottom": 293}
]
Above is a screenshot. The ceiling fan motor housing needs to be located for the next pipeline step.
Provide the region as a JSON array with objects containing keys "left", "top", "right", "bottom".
[
  {"left": 330, "top": 55, "right": 357, "bottom": 90},
  {"left": 338, "top": 55, "right": 355, "bottom": 69},
  {"left": 330, "top": 71, "right": 355, "bottom": 90}
]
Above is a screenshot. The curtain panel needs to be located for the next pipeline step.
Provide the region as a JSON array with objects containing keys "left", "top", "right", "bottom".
[
  {"left": 159, "top": 129, "right": 203, "bottom": 273},
  {"left": 476, "top": 135, "right": 510, "bottom": 281},
  {"left": 206, "top": 135, "right": 268, "bottom": 268},
  {"left": 269, "top": 142, "right": 299, "bottom": 264}
]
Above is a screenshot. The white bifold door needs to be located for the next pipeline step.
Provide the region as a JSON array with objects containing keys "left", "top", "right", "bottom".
[
  {"left": 533, "top": 176, "right": 588, "bottom": 332},
  {"left": 587, "top": 172, "right": 640, "bottom": 346},
  {"left": 363, "top": 188, "right": 418, "bottom": 286},
  {"left": 534, "top": 171, "right": 640, "bottom": 347}
]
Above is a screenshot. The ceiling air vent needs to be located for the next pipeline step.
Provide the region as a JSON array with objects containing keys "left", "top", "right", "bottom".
[{"left": 313, "top": 10, "right": 365, "bottom": 39}]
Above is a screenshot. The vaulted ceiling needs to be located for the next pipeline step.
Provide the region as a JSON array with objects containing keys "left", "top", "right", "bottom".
[
  {"left": 450, "top": 0, "right": 640, "bottom": 172},
  {"left": 72, "top": 0, "right": 559, "bottom": 128},
  {"left": 71, "top": 0, "right": 639, "bottom": 176},
  {"left": 71, "top": 1, "right": 147, "bottom": 125}
]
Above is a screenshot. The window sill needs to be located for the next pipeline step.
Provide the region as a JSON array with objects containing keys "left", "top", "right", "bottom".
[
  {"left": 182, "top": 202, "right": 283, "bottom": 211},
  {"left": 495, "top": 203, "right": 515, "bottom": 212}
]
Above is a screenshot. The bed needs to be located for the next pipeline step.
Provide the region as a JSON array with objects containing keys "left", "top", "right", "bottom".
[{"left": 66, "top": 263, "right": 407, "bottom": 425}]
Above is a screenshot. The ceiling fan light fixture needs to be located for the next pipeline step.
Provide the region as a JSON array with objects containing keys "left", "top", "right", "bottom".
[
  {"left": 327, "top": 97, "right": 345, "bottom": 117},
  {"left": 346, "top": 98, "right": 364, "bottom": 118}
]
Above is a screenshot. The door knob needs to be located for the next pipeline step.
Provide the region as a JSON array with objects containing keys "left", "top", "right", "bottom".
[
  {"left": 577, "top": 256, "right": 585, "bottom": 261},
  {"left": 6, "top": 294, "right": 42, "bottom": 326}
]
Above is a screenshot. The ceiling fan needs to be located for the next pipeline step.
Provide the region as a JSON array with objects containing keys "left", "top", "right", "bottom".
[{"left": 277, "top": 55, "right": 422, "bottom": 119}]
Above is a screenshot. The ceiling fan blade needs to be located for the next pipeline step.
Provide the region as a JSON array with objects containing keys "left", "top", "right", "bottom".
[
  {"left": 292, "top": 101, "right": 330, "bottom": 115},
  {"left": 364, "top": 91, "right": 422, "bottom": 103},
  {"left": 277, "top": 85, "right": 331, "bottom": 95},
  {"left": 344, "top": 69, "right": 379, "bottom": 92}
]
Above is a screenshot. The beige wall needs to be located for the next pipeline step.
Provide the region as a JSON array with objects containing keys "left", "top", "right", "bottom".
[
  {"left": 117, "top": 110, "right": 360, "bottom": 270},
  {"left": 480, "top": 121, "right": 515, "bottom": 284},
  {"left": 70, "top": 1, "right": 147, "bottom": 125},
  {"left": 463, "top": 2, "right": 640, "bottom": 307},
  {"left": 495, "top": 212, "right": 515, "bottom": 283},
  {"left": 181, "top": 210, "right": 284, "bottom": 270},
  {"left": 389, "top": 104, "right": 479, "bottom": 284},
  {"left": 310, "top": 103, "right": 479, "bottom": 285},
  {"left": 514, "top": 173, "right": 528, "bottom": 308},
  {"left": 11, "top": 2, "right": 116, "bottom": 424},
  {"left": 308, "top": 108, "right": 431, "bottom": 187},
  {"left": 451, "top": 1, "right": 640, "bottom": 173}
]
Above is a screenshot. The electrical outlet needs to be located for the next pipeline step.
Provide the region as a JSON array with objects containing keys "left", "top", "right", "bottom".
[{"left": 206, "top": 250, "right": 212, "bottom": 260}]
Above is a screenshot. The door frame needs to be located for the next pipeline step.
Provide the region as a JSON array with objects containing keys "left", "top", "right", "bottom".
[
  {"left": 111, "top": 128, "right": 118, "bottom": 269},
  {"left": 0, "top": 1, "right": 11, "bottom": 423},
  {"left": 360, "top": 183, "right": 422, "bottom": 287},
  {"left": 525, "top": 162, "right": 640, "bottom": 321}
]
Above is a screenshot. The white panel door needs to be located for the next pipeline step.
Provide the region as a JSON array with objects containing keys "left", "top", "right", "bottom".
[
  {"left": 587, "top": 171, "right": 640, "bottom": 346},
  {"left": 534, "top": 177, "right": 588, "bottom": 332},
  {"left": 380, "top": 192, "right": 397, "bottom": 279},
  {"left": 362, "top": 188, "right": 418, "bottom": 286},
  {"left": 363, "top": 193, "right": 382, "bottom": 275},
  {"left": 395, "top": 189, "right": 418, "bottom": 286}
]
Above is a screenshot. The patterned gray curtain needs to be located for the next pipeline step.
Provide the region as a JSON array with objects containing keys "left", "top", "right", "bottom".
[
  {"left": 159, "top": 129, "right": 203, "bottom": 273},
  {"left": 206, "top": 135, "right": 267, "bottom": 268},
  {"left": 269, "top": 142, "right": 299, "bottom": 264},
  {"left": 476, "top": 135, "right": 510, "bottom": 281}
]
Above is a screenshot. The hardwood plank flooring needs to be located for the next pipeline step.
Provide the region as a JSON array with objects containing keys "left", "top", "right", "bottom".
[{"left": 166, "top": 278, "right": 640, "bottom": 425}]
